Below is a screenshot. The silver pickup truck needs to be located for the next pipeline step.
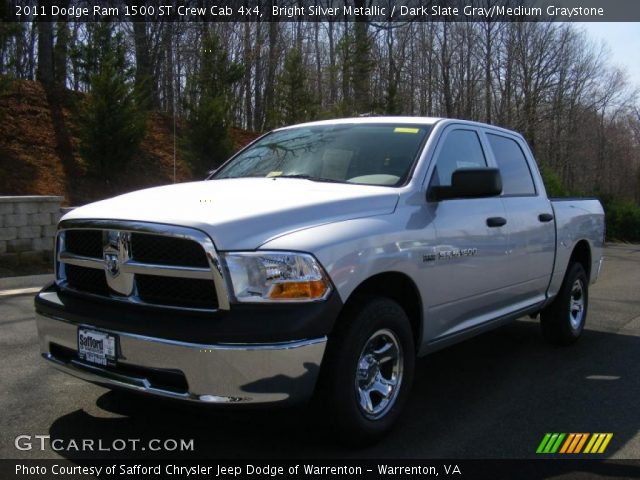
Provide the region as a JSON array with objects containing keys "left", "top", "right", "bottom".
[{"left": 35, "top": 117, "right": 604, "bottom": 442}]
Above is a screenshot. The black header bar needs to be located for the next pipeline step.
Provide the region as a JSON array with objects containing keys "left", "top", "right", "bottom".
[
  {"left": 2, "top": 459, "right": 640, "bottom": 480},
  {"left": 5, "top": 0, "right": 640, "bottom": 23}
]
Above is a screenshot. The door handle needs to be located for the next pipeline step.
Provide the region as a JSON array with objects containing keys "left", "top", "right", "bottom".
[
  {"left": 486, "top": 217, "right": 507, "bottom": 227},
  {"left": 538, "top": 213, "right": 554, "bottom": 222}
]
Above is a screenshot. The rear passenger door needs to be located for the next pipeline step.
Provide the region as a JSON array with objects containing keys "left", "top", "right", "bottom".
[{"left": 484, "top": 132, "right": 555, "bottom": 305}]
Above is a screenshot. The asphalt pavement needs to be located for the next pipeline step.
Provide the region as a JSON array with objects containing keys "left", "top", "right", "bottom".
[{"left": 1, "top": 244, "right": 639, "bottom": 461}]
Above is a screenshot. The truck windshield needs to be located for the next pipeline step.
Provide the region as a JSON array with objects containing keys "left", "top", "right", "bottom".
[{"left": 213, "top": 124, "right": 431, "bottom": 187}]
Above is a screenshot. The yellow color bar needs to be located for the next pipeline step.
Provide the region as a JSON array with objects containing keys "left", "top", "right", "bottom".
[
  {"left": 584, "top": 434, "right": 598, "bottom": 453},
  {"left": 597, "top": 434, "right": 613, "bottom": 454},
  {"left": 394, "top": 127, "right": 420, "bottom": 134},
  {"left": 590, "top": 434, "right": 606, "bottom": 453}
]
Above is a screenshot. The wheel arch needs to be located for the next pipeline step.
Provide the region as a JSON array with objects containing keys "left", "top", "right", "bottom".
[
  {"left": 339, "top": 271, "right": 423, "bottom": 351},
  {"left": 569, "top": 239, "right": 592, "bottom": 281}
]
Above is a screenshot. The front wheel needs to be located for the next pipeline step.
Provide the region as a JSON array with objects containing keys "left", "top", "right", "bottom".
[
  {"left": 541, "top": 262, "right": 589, "bottom": 345},
  {"left": 317, "top": 296, "right": 415, "bottom": 444}
]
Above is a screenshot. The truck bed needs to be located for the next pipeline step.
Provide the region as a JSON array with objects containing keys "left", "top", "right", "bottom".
[{"left": 548, "top": 199, "right": 605, "bottom": 298}]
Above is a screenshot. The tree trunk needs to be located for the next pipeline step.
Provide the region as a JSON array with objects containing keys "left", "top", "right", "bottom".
[
  {"left": 440, "top": 23, "right": 453, "bottom": 117},
  {"left": 252, "top": 21, "right": 264, "bottom": 130},
  {"left": 36, "top": 21, "right": 53, "bottom": 84},
  {"left": 242, "top": 22, "right": 253, "bottom": 130},
  {"left": 263, "top": 21, "right": 278, "bottom": 129},
  {"left": 484, "top": 20, "right": 492, "bottom": 123},
  {"left": 133, "top": 21, "right": 157, "bottom": 109},
  {"left": 54, "top": 0, "right": 69, "bottom": 87},
  {"left": 352, "top": 1, "right": 371, "bottom": 114},
  {"left": 163, "top": 23, "right": 174, "bottom": 114},
  {"left": 328, "top": 21, "right": 337, "bottom": 108}
]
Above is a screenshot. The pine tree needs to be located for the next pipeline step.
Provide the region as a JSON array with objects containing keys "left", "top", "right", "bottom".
[
  {"left": 274, "top": 48, "right": 316, "bottom": 126},
  {"left": 182, "top": 34, "right": 243, "bottom": 175},
  {"left": 77, "top": 24, "right": 146, "bottom": 177},
  {"left": 351, "top": 18, "right": 374, "bottom": 114}
]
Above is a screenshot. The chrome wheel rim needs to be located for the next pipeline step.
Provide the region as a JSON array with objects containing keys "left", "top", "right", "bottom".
[
  {"left": 569, "top": 279, "right": 585, "bottom": 330},
  {"left": 355, "top": 328, "right": 403, "bottom": 420}
]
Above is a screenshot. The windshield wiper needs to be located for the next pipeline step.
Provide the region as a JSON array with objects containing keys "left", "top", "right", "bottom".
[{"left": 276, "top": 174, "right": 347, "bottom": 184}]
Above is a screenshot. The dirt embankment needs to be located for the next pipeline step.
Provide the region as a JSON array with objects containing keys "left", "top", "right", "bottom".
[{"left": 0, "top": 79, "right": 258, "bottom": 206}]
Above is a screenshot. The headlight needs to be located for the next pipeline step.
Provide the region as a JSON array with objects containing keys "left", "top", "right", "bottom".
[{"left": 222, "top": 251, "right": 332, "bottom": 303}]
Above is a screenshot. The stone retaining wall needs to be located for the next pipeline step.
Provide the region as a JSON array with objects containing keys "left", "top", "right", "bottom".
[{"left": 0, "top": 196, "right": 64, "bottom": 267}]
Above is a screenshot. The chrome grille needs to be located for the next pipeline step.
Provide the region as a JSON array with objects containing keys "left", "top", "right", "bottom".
[
  {"left": 65, "top": 264, "right": 109, "bottom": 296},
  {"left": 65, "top": 230, "right": 103, "bottom": 258},
  {"left": 136, "top": 274, "right": 218, "bottom": 309},
  {"left": 55, "top": 221, "right": 229, "bottom": 311},
  {"left": 131, "top": 233, "right": 208, "bottom": 268}
]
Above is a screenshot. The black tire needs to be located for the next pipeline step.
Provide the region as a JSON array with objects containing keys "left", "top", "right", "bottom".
[
  {"left": 316, "top": 296, "right": 415, "bottom": 444},
  {"left": 541, "top": 262, "right": 589, "bottom": 346}
]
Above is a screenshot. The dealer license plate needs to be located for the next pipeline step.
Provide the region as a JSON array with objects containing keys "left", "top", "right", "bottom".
[{"left": 77, "top": 328, "right": 117, "bottom": 366}]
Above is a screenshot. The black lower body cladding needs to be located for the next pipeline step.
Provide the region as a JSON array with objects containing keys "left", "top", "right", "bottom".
[{"left": 34, "top": 284, "right": 343, "bottom": 344}]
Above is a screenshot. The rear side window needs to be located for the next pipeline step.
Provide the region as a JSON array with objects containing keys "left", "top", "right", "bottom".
[
  {"left": 487, "top": 134, "right": 536, "bottom": 196},
  {"left": 430, "top": 129, "right": 487, "bottom": 187}
]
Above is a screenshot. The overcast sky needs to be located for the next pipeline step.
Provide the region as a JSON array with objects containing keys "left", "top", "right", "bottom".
[{"left": 578, "top": 22, "right": 640, "bottom": 90}]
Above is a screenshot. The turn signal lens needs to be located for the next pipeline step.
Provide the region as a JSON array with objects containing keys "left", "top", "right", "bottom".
[{"left": 269, "top": 280, "right": 329, "bottom": 299}]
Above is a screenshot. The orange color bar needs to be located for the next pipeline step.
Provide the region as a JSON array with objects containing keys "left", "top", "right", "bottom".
[
  {"left": 574, "top": 433, "right": 589, "bottom": 453},
  {"left": 560, "top": 434, "right": 576, "bottom": 454},
  {"left": 567, "top": 434, "right": 582, "bottom": 453}
]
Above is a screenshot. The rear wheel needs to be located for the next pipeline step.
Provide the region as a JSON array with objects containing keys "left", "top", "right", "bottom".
[
  {"left": 541, "top": 263, "right": 588, "bottom": 345},
  {"left": 317, "top": 296, "right": 415, "bottom": 444}
]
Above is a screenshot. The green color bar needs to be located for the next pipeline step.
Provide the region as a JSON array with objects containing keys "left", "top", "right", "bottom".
[
  {"left": 537, "top": 433, "right": 552, "bottom": 453},
  {"left": 550, "top": 433, "right": 566, "bottom": 453},
  {"left": 543, "top": 434, "right": 560, "bottom": 453}
]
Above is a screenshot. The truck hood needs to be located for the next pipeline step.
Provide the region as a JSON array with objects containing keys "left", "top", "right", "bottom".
[{"left": 62, "top": 178, "right": 399, "bottom": 250}]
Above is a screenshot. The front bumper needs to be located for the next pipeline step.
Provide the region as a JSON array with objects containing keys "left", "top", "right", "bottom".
[{"left": 37, "top": 312, "right": 327, "bottom": 404}]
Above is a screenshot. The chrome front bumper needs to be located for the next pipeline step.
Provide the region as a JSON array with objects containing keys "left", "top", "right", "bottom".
[{"left": 37, "top": 313, "right": 327, "bottom": 404}]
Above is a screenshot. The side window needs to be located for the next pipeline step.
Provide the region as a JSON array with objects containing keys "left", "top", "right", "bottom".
[
  {"left": 487, "top": 134, "right": 536, "bottom": 196},
  {"left": 430, "top": 129, "right": 487, "bottom": 187}
]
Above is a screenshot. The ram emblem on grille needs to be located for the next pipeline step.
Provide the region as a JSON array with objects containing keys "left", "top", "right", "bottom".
[
  {"left": 103, "top": 230, "right": 134, "bottom": 295},
  {"left": 104, "top": 252, "right": 119, "bottom": 276}
]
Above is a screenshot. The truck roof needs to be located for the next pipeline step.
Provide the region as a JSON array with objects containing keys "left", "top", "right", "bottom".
[
  {"left": 275, "top": 116, "right": 442, "bottom": 130},
  {"left": 275, "top": 116, "right": 523, "bottom": 139}
]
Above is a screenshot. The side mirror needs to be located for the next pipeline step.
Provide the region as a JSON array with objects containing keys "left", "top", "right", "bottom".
[{"left": 429, "top": 168, "right": 502, "bottom": 201}]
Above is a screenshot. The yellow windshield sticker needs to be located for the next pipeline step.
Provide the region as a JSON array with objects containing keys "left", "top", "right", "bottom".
[
  {"left": 394, "top": 127, "right": 420, "bottom": 134},
  {"left": 266, "top": 171, "right": 283, "bottom": 177}
]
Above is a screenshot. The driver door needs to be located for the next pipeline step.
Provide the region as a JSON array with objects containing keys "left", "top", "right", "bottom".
[{"left": 422, "top": 127, "right": 511, "bottom": 340}]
